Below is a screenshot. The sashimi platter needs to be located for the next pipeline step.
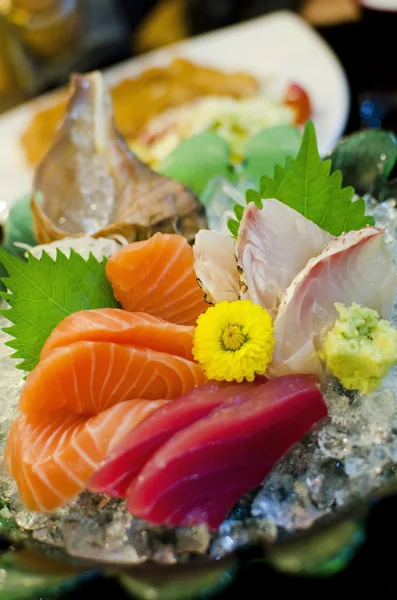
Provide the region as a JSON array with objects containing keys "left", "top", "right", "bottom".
[{"left": 1, "top": 69, "right": 397, "bottom": 569}]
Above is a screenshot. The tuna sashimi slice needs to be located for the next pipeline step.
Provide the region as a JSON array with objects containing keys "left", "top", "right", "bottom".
[
  {"left": 41, "top": 308, "right": 195, "bottom": 361},
  {"left": 236, "top": 201, "right": 334, "bottom": 319},
  {"left": 106, "top": 233, "right": 208, "bottom": 326},
  {"left": 20, "top": 341, "right": 207, "bottom": 417},
  {"left": 270, "top": 227, "right": 397, "bottom": 379},
  {"left": 126, "top": 375, "right": 327, "bottom": 530},
  {"left": 193, "top": 230, "right": 240, "bottom": 303},
  {"left": 89, "top": 377, "right": 267, "bottom": 497},
  {"left": 4, "top": 399, "right": 166, "bottom": 511}
]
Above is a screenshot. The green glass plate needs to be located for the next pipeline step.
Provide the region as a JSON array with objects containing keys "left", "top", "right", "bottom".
[
  {"left": 0, "top": 497, "right": 371, "bottom": 599},
  {"left": 329, "top": 129, "right": 397, "bottom": 201}
]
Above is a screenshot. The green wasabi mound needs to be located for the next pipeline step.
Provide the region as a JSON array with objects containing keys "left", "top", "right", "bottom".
[{"left": 321, "top": 303, "right": 397, "bottom": 394}]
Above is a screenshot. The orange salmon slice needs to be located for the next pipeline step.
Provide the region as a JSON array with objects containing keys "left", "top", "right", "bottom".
[
  {"left": 20, "top": 340, "right": 207, "bottom": 417},
  {"left": 5, "top": 399, "right": 166, "bottom": 511},
  {"left": 106, "top": 233, "right": 209, "bottom": 326},
  {"left": 41, "top": 308, "right": 195, "bottom": 361}
]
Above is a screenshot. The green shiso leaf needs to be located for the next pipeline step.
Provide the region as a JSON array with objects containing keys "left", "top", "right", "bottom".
[
  {"left": 233, "top": 204, "right": 244, "bottom": 220},
  {"left": 1, "top": 194, "right": 37, "bottom": 259},
  {"left": 227, "top": 218, "right": 239, "bottom": 238},
  {"left": 0, "top": 194, "right": 39, "bottom": 293},
  {"left": 0, "top": 263, "right": 7, "bottom": 295},
  {"left": 0, "top": 249, "right": 119, "bottom": 372},
  {"left": 158, "top": 131, "right": 232, "bottom": 195},
  {"left": 228, "top": 120, "right": 375, "bottom": 237},
  {"left": 244, "top": 124, "right": 302, "bottom": 184}
]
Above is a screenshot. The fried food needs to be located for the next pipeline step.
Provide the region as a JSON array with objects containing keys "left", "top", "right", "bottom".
[{"left": 21, "top": 59, "right": 259, "bottom": 166}]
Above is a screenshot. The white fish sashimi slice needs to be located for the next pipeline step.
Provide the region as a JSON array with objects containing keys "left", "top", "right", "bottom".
[
  {"left": 236, "top": 200, "right": 334, "bottom": 319},
  {"left": 18, "top": 235, "right": 128, "bottom": 261},
  {"left": 193, "top": 230, "right": 240, "bottom": 303},
  {"left": 269, "top": 227, "right": 397, "bottom": 380}
]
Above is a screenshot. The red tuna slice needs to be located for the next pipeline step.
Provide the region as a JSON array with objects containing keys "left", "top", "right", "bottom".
[
  {"left": 88, "top": 377, "right": 268, "bottom": 497},
  {"left": 126, "top": 375, "right": 327, "bottom": 530}
]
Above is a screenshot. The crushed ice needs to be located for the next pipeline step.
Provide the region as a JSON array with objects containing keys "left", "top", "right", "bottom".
[{"left": 2, "top": 197, "right": 397, "bottom": 563}]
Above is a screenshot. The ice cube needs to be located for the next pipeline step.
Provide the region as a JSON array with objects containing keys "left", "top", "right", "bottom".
[
  {"left": 365, "top": 196, "right": 397, "bottom": 262},
  {"left": 176, "top": 526, "right": 211, "bottom": 555},
  {"left": 210, "top": 518, "right": 276, "bottom": 559},
  {"left": 0, "top": 311, "right": 25, "bottom": 455},
  {"left": 32, "top": 518, "right": 66, "bottom": 548},
  {"left": 251, "top": 363, "right": 397, "bottom": 538},
  {"left": 200, "top": 176, "right": 254, "bottom": 234}
]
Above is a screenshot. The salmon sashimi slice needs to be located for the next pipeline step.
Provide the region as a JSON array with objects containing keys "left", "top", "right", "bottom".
[
  {"left": 20, "top": 341, "right": 207, "bottom": 417},
  {"left": 41, "top": 308, "right": 195, "bottom": 361},
  {"left": 105, "top": 232, "right": 209, "bottom": 326},
  {"left": 126, "top": 375, "right": 327, "bottom": 529},
  {"left": 89, "top": 377, "right": 268, "bottom": 497},
  {"left": 5, "top": 399, "right": 166, "bottom": 511}
]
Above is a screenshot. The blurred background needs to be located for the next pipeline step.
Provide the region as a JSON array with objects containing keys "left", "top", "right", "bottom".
[{"left": 0, "top": 0, "right": 396, "bottom": 135}]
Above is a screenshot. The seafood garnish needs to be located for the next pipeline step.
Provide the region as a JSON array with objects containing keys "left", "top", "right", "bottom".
[{"left": 31, "top": 72, "right": 207, "bottom": 245}]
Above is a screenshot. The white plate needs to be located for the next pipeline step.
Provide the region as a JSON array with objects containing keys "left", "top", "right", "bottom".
[{"left": 0, "top": 10, "right": 349, "bottom": 220}]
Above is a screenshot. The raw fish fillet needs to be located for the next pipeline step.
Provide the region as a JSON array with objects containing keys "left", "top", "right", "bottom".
[
  {"left": 89, "top": 377, "right": 267, "bottom": 497},
  {"left": 270, "top": 227, "right": 397, "bottom": 379},
  {"left": 41, "top": 308, "right": 195, "bottom": 361},
  {"left": 5, "top": 399, "right": 166, "bottom": 511},
  {"left": 193, "top": 230, "right": 240, "bottom": 303},
  {"left": 106, "top": 232, "right": 208, "bottom": 326},
  {"left": 236, "top": 201, "right": 334, "bottom": 319},
  {"left": 126, "top": 375, "right": 327, "bottom": 529},
  {"left": 20, "top": 341, "right": 207, "bottom": 417}
]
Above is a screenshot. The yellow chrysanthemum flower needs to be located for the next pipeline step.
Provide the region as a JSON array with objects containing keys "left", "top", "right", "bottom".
[{"left": 193, "top": 300, "right": 274, "bottom": 382}]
